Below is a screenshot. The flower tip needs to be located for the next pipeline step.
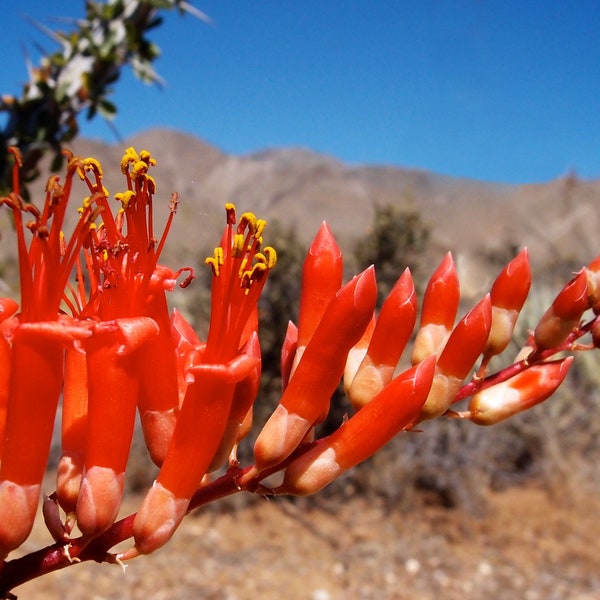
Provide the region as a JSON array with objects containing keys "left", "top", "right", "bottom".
[
  {"left": 353, "top": 266, "right": 378, "bottom": 313},
  {"left": 309, "top": 221, "right": 342, "bottom": 258},
  {"left": 553, "top": 269, "right": 590, "bottom": 319}
]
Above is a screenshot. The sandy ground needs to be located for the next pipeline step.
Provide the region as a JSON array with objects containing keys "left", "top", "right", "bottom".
[{"left": 9, "top": 485, "right": 600, "bottom": 600}]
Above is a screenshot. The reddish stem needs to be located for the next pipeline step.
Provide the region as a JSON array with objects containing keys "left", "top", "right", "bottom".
[{"left": 0, "top": 448, "right": 309, "bottom": 597}]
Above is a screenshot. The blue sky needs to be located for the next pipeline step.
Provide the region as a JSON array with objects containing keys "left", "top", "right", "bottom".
[{"left": 2, "top": 1, "right": 600, "bottom": 183}]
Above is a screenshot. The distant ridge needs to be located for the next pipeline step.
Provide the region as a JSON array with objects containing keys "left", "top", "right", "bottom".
[{"left": 69, "top": 128, "right": 600, "bottom": 291}]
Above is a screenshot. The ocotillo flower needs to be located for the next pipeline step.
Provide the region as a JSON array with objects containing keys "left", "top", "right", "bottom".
[
  {"left": 483, "top": 248, "right": 531, "bottom": 361},
  {"left": 533, "top": 269, "right": 589, "bottom": 352},
  {"left": 0, "top": 298, "right": 18, "bottom": 448},
  {"left": 345, "top": 268, "right": 418, "bottom": 410},
  {"left": 253, "top": 267, "right": 377, "bottom": 472},
  {"left": 77, "top": 153, "right": 187, "bottom": 448},
  {"left": 411, "top": 252, "right": 460, "bottom": 364},
  {"left": 76, "top": 317, "right": 159, "bottom": 537},
  {"left": 0, "top": 149, "right": 94, "bottom": 558},
  {"left": 460, "top": 358, "right": 573, "bottom": 425},
  {"left": 415, "top": 294, "right": 492, "bottom": 424},
  {"left": 585, "top": 255, "right": 600, "bottom": 314},
  {"left": 291, "top": 221, "right": 343, "bottom": 373},
  {"left": 276, "top": 356, "right": 435, "bottom": 496},
  {"left": 125, "top": 204, "right": 276, "bottom": 558}
]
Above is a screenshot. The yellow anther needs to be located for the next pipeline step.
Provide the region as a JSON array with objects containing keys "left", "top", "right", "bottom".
[
  {"left": 238, "top": 212, "right": 257, "bottom": 235},
  {"left": 225, "top": 203, "right": 237, "bottom": 224},
  {"left": 45, "top": 175, "right": 60, "bottom": 193},
  {"left": 83, "top": 157, "right": 103, "bottom": 178},
  {"left": 120, "top": 147, "right": 139, "bottom": 173},
  {"left": 232, "top": 233, "right": 245, "bottom": 258},
  {"left": 146, "top": 175, "right": 156, "bottom": 195},
  {"left": 131, "top": 160, "right": 149, "bottom": 180},
  {"left": 255, "top": 219, "right": 267, "bottom": 238},
  {"left": 139, "top": 150, "right": 157, "bottom": 167},
  {"left": 115, "top": 190, "right": 136, "bottom": 209},
  {"left": 263, "top": 246, "right": 277, "bottom": 269},
  {"left": 205, "top": 247, "right": 224, "bottom": 276}
]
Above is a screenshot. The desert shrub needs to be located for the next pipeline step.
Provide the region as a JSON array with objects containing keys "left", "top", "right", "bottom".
[{"left": 354, "top": 204, "right": 430, "bottom": 305}]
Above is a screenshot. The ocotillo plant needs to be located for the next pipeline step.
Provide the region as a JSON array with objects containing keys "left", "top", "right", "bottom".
[{"left": 0, "top": 146, "right": 597, "bottom": 597}]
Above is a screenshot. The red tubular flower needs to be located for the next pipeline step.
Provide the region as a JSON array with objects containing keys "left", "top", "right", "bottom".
[
  {"left": 137, "top": 267, "right": 184, "bottom": 467},
  {"left": 123, "top": 204, "right": 275, "bottom": 559},
  {"left": 76, "top": 317, "right": 158, "bottom": 537},
  {"left": 56, "top": 345, "right": 88, "bottom": 518},
  {"left": 208, "top": 332, "right": 262, "bottom": 470},
  {"left": 534, "top": 270, "right": 589, "bottom": 351},
  {"left": 170, "top": 308, "right": 203, "bottom": 405},
  {"left": 76, "top": 150, "right": 187, "bottom": 468},
  {"left": 280, "top": 320, "right": 298, "bottom": 390},
  {"left": 346, "top": 268, "right": 418, "bottom": 410},
  {"left": 276, "top": 356, "right": 435, "bottom": 496},
  {"left": 463, "top": 357, "right": 573, "bottom": 425},
  {"left": 292, "top": 222, "right": 343, "bottom": 372},
  {"left": 253, "top": 267, "right": 377, "bottom": 471},
  {"left": 0, "top": 150, "right": 94, "bottom": 558},
  {"left": 0, "top": 299, "right": 18, "bottom": 452},
  {"left": 484, "top": 249, "right": 531, "bottom": 358},
  {"left": 416, "top": 295, "right": 492, "bottom": 424},
  {"left": 411, "top": 252, "right": 460, "bottom": 364}
]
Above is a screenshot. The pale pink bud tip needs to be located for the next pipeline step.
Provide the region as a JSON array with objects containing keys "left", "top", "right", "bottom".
[
  {"left": 140, "top": 408, "right": 178, "bottom": 467},
  {"left": 534, "top": 271, "right": 589, "bottom": 350},
  {"left": 125, "top": 481, "right": 189, "bottom": 558},
  {"left": 76, "top": 466, "right": 124, "bottom": 537},
  {"left": 468, "top": 357, "right": 573, "bottom": 426},
  {"left": 253, "top": 404, "right": 312, "bottom": 470},
  {"left": 0, "top": 481, "right": 39, "bottom": 559}
]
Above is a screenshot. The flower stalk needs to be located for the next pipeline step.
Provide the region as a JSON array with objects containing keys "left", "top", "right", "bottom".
[{"left": 0, "top": 145, "right": 597, "bottom": 596}]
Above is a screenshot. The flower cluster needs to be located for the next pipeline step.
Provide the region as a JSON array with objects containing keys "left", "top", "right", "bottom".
[{"left": 0, "top": 147, "right": 598, "bottom": 592}]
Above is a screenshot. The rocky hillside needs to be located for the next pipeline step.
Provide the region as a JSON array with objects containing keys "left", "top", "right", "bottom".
[{"left": 23, "top": 128, "right": 600, "bottom": 294}]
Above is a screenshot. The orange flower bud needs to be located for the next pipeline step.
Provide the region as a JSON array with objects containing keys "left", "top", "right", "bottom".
[
  {"left": 296, "top": 222, "right": 344, "bottom": 348},
  {"left": 412, "top": 252, "right": 459, "bottom": 364},
  {"left": 276, "top": 357, "right": 435, "bottom": 496},
  {"left": 465, "top": 358, "right": 573, "bottom": 425},
  {"left": 417, "top": 295, "right": 492, "bottom": 422},
  {"left": 125, "top": 350, "right": 258, "bottom": 559},
  {"left": 585, "top": 255, "right": 600, "bottom": 314},
  {"left": 347, "top": 269, "right": 417, "bottom": 409},
  {"left": 254, "top": 267, "right": 377, "bottom": 471},
  {"left": 484, "top": 249, "right": 531, "bottom": 357},
  {"left": 280, "top": 320, "right": 298, "bottom": 390},
  {"left": 56, "top": 345, "right": 88, "bottom": 516},
  {"left": 208, "top": 333, "right": 262, "bottom": 471},
  {"left": 534, "top": 270, "right": 589, "bottom": 351}
]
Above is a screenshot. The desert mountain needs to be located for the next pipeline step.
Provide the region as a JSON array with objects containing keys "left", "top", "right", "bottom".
[{"left": 60, "top": 128, "right": 600, "bottom": 294}]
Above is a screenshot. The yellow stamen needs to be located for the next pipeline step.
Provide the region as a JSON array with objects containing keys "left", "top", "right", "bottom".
[
  {"left": 205, "top": 247, "right": 224, "bottom": 276},
  {"left": 139, "top": 150, "right": 157, "bottom": 167},
  {"left": 225, "top": 203, "right": 236, "bottom": 224},
  {"left": 120, "top": 147, "right": 139, "bottom": 174},
  {"left": 232, "top": 234, "right": 245, "bottom": 258},
  {"left": 238, "top": 212, "right": 257, "bottom": 235},
  {"left": 114, "top": 190, "right": 136, "bottom": 210}
]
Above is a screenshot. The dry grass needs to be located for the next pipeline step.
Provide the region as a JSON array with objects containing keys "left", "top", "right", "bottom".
[{"left": 13, "top": 485, "right": 600, "bottom": 599}]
